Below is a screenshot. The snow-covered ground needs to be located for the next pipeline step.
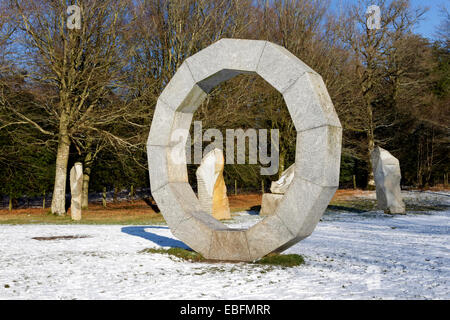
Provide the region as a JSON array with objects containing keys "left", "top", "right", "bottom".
[{"left": 0, "top": 191, "right": 449, "bottom": 300}]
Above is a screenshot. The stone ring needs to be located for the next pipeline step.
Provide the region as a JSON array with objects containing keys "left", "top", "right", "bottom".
[{"left": 147, "top": 39, "right": 342, "bottom": 261}]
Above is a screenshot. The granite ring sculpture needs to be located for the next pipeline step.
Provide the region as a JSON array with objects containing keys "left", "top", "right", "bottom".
[{"left": 147, "top": 39, "right": 342, "bottom": 261}]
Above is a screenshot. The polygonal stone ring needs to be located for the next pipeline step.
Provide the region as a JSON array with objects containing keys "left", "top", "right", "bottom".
[{"left": 147, "top": 39, "right": 342, "bottom": 262}]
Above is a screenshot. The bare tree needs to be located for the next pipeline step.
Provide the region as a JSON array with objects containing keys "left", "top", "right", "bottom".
[
  {"left": 336, "top": 0, "right": 426, "bottom": 186},
  {"left": 7, "top": 0, "right": 135, "bottom": 214}
]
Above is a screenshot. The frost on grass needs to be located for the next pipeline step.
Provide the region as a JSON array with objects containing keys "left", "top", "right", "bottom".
[
  {"left": 139, "top": 247, "right": 304, "bottom": 267},
  {"left": 0, "top": 191, "right": 448, "bottom": 299},
  {"left": 139, "top": 247, "right": 205, "bottom": 263}
]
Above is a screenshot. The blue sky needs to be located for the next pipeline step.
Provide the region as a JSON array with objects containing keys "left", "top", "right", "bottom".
[
  {"left": 410, "top": 0, "right": 448, "bottom": 39},
  {"left": 330, "top": 0, "right": 448, "bottom": 40}
]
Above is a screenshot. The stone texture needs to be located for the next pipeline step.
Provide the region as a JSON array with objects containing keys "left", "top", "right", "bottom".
[
  {"left": 185, "top": 38, "right": 266, "bottom": 93},
  {"left": 147, "top": 38, "right": 342, "bottom": 261},
  {"left": 294, "top": 125, "right": 342, "bottom": 187},
  {"left": 260, "top": 193, "right": 284, "bottom": 216},
  {"left": 70, "top": 162, "right": 83, "bottom": 221},
  {"left": 270, "top": 163, "right": 295, "bottom": 194},
  {"left": 275, "top": 178, "right": 337, "bottom": 239},
  {"left": 151, "top": 182, "right": 202, "bottom": 231},
  {"left": 256, "top": 42, "right": 315, "bottom": 93},
  {"left": 147, "top": 145, "right": 189, "bottom": 193},
  {"left": 245, "top": 215, "right": 294, "bottom": 261},
  {"left": 147, "top": 99, "right": 194, "bottom": 147},
  {"left": 282, "top": 72, "right": 341, "bottom": 132},
  {"left": 196, "top": 148, "right": 231, "bottom": 220},
  {"left": 158, "top": 62, "right": 207, "bottom": 113},
  {"left": 208, "top": 229, "right": 251, "bottom": 261},
  {"left": 371, "top": 146, "right": 405, "bottom": 214}
]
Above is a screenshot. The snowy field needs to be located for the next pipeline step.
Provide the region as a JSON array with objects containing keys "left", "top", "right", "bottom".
[{"left": 0, "top": 191, "right": 449, "bottom": 300}]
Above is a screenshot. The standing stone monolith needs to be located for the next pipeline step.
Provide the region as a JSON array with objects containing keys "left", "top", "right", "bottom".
[
  {"left": 196, "top": 148, "right": 231, "bottom": 220},
  {"left": 260, "top": 164, "right": 295, "bottom": 216},
  {"left": 371, "top": 146, "right": 405, "bottom": 214},
  {"left": 270, "top": 163, "right": 295, "bottom": 194},
  {"left": 70, "top": 162, "right": 83, "bottom": 221}
]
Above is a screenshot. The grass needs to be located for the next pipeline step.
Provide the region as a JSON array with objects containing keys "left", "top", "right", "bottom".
[
  {"left": 139, "top": 247, "right": 305, "bottom": 267},
  {"left": 328, "top": 198, "right": 449, "bottom": 213},
  {"left": 139, "top": 247, "right": 206, "bottom": 262},
  {"left": 253, "top": 253, "right": 305, "bottom": 267},
  {"left": 3, "top": 189, "right": 448, "bottom": 224},
  {"left": 0, "top": 201, "right": 165, "bottom": 225},
  {"left": 0, "top": 194, "right": 262, "bottom": 225},
  {"left": 328, "top": 199, "right": 377, "bottom": 212},
  {"left": 0, "top": 212, "right": 165, "bottom": 225}
]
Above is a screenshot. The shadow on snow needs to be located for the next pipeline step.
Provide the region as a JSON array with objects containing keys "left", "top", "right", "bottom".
[{"left": 121, "top": 226, "right": 190, "bottom": 250}]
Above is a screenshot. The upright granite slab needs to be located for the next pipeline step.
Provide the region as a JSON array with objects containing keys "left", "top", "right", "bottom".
[
  {"left": 196, "top": 148, "right": 231, "bottom": 220},
  {"left": 371, "top": 147, "right": 405, "bottom": 214},
  {"left": 260, "top": 163, "right": 295, "bottom": 216},
  {"left": 270, "top": 163, "right": 295, "bottom": 194},
  {"left": 70, "top": 162, "right": 83, "bottom": 221},
  {"left": 147, "top": 38, "right": 342, "bottom": 261}
]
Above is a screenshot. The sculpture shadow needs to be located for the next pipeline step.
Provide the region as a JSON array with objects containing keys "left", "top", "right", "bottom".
[
  {"left": 248, "top": 206, "right": 261, "bottom": 215},
  {"left": 121, "top": 226, "right": 190, "bottom": 250},
  {"left": 327, "top": 205, "right": 368, "bottom": 213},
  {"left": 142, "top": 197, "right": 160, "bottom": 213}
]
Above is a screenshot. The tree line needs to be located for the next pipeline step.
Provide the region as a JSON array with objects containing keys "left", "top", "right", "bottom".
[{"left": 0, "top": 0, "right": 448, "bottom": 213}]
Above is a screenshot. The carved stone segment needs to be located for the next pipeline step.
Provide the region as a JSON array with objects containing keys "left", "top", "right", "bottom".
[
  {"left": 282, "top": 72, "right": 341, "bottom": 132},
  {"left": 245, "top": 215, "right": 294, "bottom": 261},
  {"left": 208, "top": 229, "right": 251, "bottom": 261},
  {"left": 196, "top": 148, "right": 231, "bottom": 220},
  {"left": 371, "top": 147, "right": 405, "bottom": 214},
  {"left": 147, "top": 145, "right": 189, "bottom": 193},
  {"left": 275, "top": 178, "right": 337, "bottom": 239},
  {"left": 147, "top": 39, "right": 342, "bottom": 261},
  {"left": 158, "top": 62, "right": 207, "bottom": 113},
  {"left": 256, "top": 42, "right": 315, "bottom": 93},
  {"left": 260, "top": 193, "right": 284, "bottom": 216},
  {"left": 152, "top": 183, "right": 201, "bottom": 232},
  {"left": 185, "top": 38, "right": 266, "bottom": 92},
  {"left": 147, "top": 99, "right": 194, "bottom": 147},
  {"left": 295, "top": 125, "right": 342, "bottom": 187},
  {"left": 70, "top": 162, "right": 83, "bottom": 221}
]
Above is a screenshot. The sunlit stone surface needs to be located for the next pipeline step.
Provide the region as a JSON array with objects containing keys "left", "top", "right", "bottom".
[
  {"left": 371, "top": 147, "right": 405, "bottom": 214},
  {"left": 70, "top": 162, "right": 83, "bottom": 221},
  {"left": 196, "top": 148, "right": 231, "bottom": 220},
  {"left": 147, "top": 39, "right": 342, "bottom": 261}
]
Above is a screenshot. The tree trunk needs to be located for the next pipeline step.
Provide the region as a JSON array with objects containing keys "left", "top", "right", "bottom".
[
  {"left": 113, "top": 185, "right": 118, "bottom": 203},
  {"left": 366, "top": 101, "right": 376, "bottom": 189},
  {"left": 129, "top": 184, "right": 134, "bottom": 201},
  {"left": 51, "top": 113, "right": 71, "bottom": 215},
  {"left": 102, "top": 187, "right": 107, "bottom": 207},
  {"left": 8, "top": 195, "right": 12, "bottom": 212},
  {"left": 81, "top": 151, "right": 93, "bottom": 210},
  {"left": 278, "top": 150, "right": 286, "bottom": 178}
]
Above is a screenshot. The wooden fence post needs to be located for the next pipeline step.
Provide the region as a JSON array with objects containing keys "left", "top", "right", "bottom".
[{"left": 102, "top": 187, "right": 107, "bottom": 208}]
